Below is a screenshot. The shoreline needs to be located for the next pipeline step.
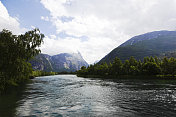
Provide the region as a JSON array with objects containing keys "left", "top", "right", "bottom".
[{"left": 77, "top": 74, "right": 176, "bottom": 80}]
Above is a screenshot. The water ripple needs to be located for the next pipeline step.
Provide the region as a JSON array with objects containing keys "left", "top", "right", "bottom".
[{"left": 2, "top": 75, "right": 176, "bottom": 117}]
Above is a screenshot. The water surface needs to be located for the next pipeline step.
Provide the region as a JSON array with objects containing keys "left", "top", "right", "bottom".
[{"left": 1, "top": 75, "right": 176, "bottom": 117}]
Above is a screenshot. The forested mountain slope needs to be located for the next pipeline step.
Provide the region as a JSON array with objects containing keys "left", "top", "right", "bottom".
[{"left": 99, "top": 31, "right": 176, "bottom": 63}]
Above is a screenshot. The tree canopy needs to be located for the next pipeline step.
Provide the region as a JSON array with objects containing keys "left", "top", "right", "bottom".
[
  {"left": 0, "top": 29, "right": 44, "bottom": 91},
  {"left": 77, "top": 56, "right": 176, "bottom": 78}
]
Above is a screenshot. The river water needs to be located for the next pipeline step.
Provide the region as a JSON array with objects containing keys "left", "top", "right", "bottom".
[{"left": 1, "top": 75, "right": 176, "bottom": 117}]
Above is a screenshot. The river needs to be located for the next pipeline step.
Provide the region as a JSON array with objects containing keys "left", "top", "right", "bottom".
[{"left": 0, "top": 75, "right": 176, "bottom": 117}]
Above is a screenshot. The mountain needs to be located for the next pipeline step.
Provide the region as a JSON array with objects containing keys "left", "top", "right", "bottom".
[
  {"left": 30, "top": 52, "right": 89, "bottom": 72},
  {"left": 99, "top": 30, "right": 176, "bottom": 64}
]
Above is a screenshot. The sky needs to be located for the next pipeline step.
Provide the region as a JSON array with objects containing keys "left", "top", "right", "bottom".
[{"left": 1, "top": 0, "right": 176, "bottom": 64}]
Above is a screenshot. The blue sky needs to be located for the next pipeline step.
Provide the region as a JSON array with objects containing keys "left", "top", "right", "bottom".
[
  {"left": 1, "top": 0, "right": 55, "bottom": 35},
  {"left": 1, "top": 0, "right": 176, "bottom": 63}
]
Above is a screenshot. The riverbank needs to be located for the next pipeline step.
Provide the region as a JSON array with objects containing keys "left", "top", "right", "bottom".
[
  {"left": 31, "top": 71, "right": 57, "bottom": 77},
  {"left": 31, "top": 71, "right": 76, "bottom": 78},
  {"left": 0, "top": 70, "right": 76, "bottom": 94},
  {"left": 77, "top": 74, "right": 176, "bottom": 80},
  {"left": 0, "top": 79, "right": 32, "bottom": 95},
  {"left": 0, "top": 71, "right": 55, "bottom": 94}
]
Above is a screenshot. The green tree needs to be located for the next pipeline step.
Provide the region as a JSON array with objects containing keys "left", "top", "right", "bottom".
[
  {"left": 154, "top": 56, "right": 160, "bottom": 65},
  {"left": 167, "top": 57, "right": 176, "bottom": 75},
  {"left": 142, "top": 62, "right": 161, "bottom": 75},
  {"left": 129, "top": 65, "right": 139, "bottom": 75},
  {"left": 87, "top": 64, "right": 94, "bottom": 75},
  {"left": 111, "top": 57, "right": 123, "bottom": 75},
  {"left": 100, "top": 63, "right": 109, "bottom": 75},
  {"left": 144, "top": 57, "right": 150, "bottom": 63},
  {"left": 76, "top": 56, "right": 176, "bottom": 78},
  {"left": 122, "top": 60, "right": 130, "bottom": 75},
  {"left": 0, "top": 29, "right": 44, "bottom": 90},
  {"left": 161, "top": 57, "right": 169, "bottom": 75},
  {"left": 137, "top": 60, "right": 143, "bottom": 74},
  {"left": 149, "top": 56, "right": 155, "bottom": 63},
  {"left": 77, "top": 66, "right": 88, "bottom": 75},
  {"left": 129, "top": 56, "right": 138, "bottom": 66},
  {"left": 17, "top": 29, "right": 44, "bottom": 61}
]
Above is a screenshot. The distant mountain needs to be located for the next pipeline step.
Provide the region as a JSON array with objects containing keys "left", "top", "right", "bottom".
[
  {"left": 30, "top": 54, "right": 53, "bottom": 72},
  {"left": 30, "top": 52, "right": 89, "bottom": 72},
  {"left": 99, "top": 30, "right": 176, "bottom": 64}
]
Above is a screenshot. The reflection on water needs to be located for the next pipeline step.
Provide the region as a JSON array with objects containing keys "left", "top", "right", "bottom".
[
  {"left": 1, "top": 75, "right": 176, "bottom": 117},
  {"left": 0, "top": 84, "right": 27, "bottom": 117}
]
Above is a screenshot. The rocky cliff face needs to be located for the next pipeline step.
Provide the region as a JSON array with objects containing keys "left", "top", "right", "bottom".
[{"left": 30, "top": 52, "right": 89, "bottom": 72}]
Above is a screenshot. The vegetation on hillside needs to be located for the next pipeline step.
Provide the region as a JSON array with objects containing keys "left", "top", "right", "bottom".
[
  {"left": 77, "top": 56, "right": 176, "bottom": 78},
  {"left": 0, "top": 29, "right": 44, "bottom": 92},
  {"left": 99, "top": 33, "right": 176, "bottom": 64}
]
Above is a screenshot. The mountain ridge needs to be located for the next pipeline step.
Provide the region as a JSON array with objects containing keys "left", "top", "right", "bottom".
[
  {"left": 99, "top": 30, "right": 176, "bottom": 64},
  {"left": 30, "top": 52, "right": 89, "bottom": 72}
]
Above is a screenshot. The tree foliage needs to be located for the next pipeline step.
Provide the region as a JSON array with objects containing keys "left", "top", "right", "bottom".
[
  {"left": 77, "top": 56, "right": 176, "bottom": 77},
  {"left": 0, "top": 29, "right": 44, "bottom": 91}
]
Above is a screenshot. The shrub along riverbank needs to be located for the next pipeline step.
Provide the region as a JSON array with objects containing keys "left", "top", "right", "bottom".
[
  {"left": 0, "top": 29, "right": 44, "bottom": 94},
  {"left": 31, "top": 71, "right": 57, "bottom": 77},
  {"left": 31, "top": 71, "right": 75, "bottom": 77},
  {"left": 77, "top": 56, "right": 176, "bottom": 79}
]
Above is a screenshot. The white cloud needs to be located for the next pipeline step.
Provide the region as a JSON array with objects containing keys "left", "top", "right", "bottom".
[
  {"left": 49, "top": 34, "right": 56, "bottom": 39},
  {"left": 41, "top": 16, "right": 50, "bottom": 21},
  {"left": 0, "top": 1, "right": 25, "bottom": 34},
  {"left": 40, "top": 0, "right": 176, "bottom": 64},
  {"left": 31, "top": 25, "right": 36, "bottom": 29}
]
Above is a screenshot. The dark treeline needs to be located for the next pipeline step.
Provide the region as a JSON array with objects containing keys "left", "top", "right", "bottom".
[
  {"left": 77, "top": 56, "right": 176, "bottom": 78},
  {"left": 0, "top": 29, "right": 44, "bottom": 93}
]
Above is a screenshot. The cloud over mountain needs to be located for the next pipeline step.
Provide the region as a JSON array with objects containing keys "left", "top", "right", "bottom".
[{"left": 40, "top": 0, "right": 176, "bottom": 64}]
